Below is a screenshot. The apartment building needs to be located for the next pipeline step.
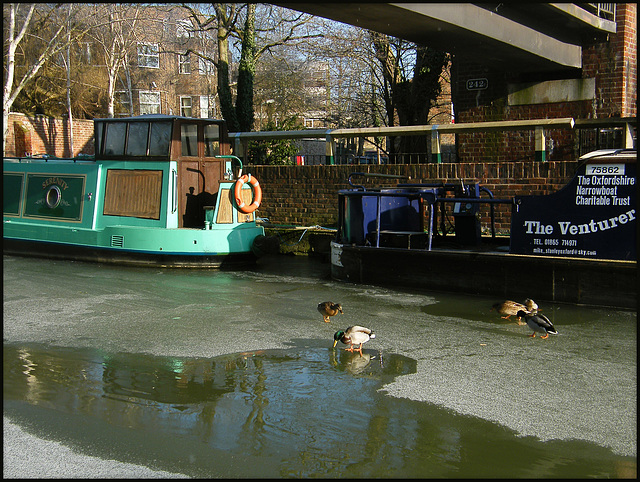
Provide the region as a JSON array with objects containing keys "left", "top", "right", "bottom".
[{"left": 113, "top": 6, "right": 221, "bottom": 120}]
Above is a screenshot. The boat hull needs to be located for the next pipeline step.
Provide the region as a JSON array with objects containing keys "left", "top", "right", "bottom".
[
  {"left": 331, "top": 241, "right": 637, "bottom": 309},
  {"left": 3, "top": 237, "right": 257, "bottom": 268}
]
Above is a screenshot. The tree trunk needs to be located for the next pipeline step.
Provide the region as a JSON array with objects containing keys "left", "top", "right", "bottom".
[
  {"left": 123, "top": 54, "right": 134, "bottom": 116},
  {"left": 66, "top": 39, "right": 74, "bottom": 156},
  {"left": 3, "top": 4, "right": 35, "bottom": 156},
  {"left": 236, "top": 3, "right": 256, "bottom": 132},
  {"left": 216, "top": 23, "right": 239, "bottom": 132}
]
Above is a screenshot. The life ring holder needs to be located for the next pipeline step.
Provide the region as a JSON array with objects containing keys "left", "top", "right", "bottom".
[
  {"left": 233, "top": 174, "right": 262, "bottom": 214},
  {"left": 214, "top": 155, "right": 262, "bottom": 214}
]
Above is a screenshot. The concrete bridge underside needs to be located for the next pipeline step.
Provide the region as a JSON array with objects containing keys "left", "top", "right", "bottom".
[{"left": 279, "top": 3, "right": 616, "bottom": 74}]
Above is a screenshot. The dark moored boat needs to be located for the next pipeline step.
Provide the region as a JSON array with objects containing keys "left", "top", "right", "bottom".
[{"left": 330, "top": 149, "right": 637, "bottom": 309}]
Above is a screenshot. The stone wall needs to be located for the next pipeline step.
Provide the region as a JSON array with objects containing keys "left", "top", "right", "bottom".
[{"left": 248, "top": 161, "right": 579, "bottom": 233}]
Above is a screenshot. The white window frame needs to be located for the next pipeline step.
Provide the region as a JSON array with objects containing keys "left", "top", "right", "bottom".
[
  {"left": 180, "top": 96, "right": 193, "bottom": 117},
  {"left": 139, "top": 91, "right": 161, "bottom": 115},
  {"left": 200, "top": 95, "right": 216, "bottom": 118},
  {"left": 115, "top": 90, "right": 132, "bottom": 117},
  {"left": 179, "top": 52, "right": 191, "bottom": 74},
  {"left": 137, "top": 42, "right": 159, "bottom": 68},
  {"left": 198, "top": 53, "right": 215, "bottom": 76}
]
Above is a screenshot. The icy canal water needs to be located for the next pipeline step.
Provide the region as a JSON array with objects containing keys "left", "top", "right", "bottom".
[{"left": 3, "top": 254, "right": 637, "bottom": 478}]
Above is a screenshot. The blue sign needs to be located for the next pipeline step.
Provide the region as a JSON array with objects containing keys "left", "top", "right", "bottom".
[{"left": 510, "top": 156, "right": 636, "bottom": 260}]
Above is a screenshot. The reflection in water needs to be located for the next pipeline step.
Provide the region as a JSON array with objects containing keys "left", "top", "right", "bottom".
[
  {"left": 3, "top": 343, "right": 635, "bottom": 478},
  {"left": 330, "top": 349, "right": 377, "bottom": 375},
  {"left": 3, "top": 344, "right": 416, "bottom": 477}
]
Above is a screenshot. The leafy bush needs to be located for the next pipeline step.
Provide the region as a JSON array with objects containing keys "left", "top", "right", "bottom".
[{"left": 247, "top": 117, "right": 303, "bottom": 165}]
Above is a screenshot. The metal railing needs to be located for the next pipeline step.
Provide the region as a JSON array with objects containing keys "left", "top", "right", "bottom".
[
  {"left": 584, "top": 3, "right": 616, "bottom": 21},
  {"left": 230, "top": 117, "right": 635, "bottom": 165}
]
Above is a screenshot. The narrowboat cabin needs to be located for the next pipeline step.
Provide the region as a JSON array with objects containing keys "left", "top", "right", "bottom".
[
  {"left": 3, "top": 115, "right": 266, "bottom": 268},
  {"left": 330, "top": 149, "right": 637, "bottom": 309}
]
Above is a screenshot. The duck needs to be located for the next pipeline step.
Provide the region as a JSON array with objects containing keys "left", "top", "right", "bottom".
[
  {"left": 333, "top": 325, "right": 375, "bottom": 355},
  {"left": 317, "top": 301, "right": 343, "bottom": 323},
  {"left": 491, "top": 299, "right": 539, "bottom": 324},
  {"left": 517, "top": 310, "right": 558, "bottom": 339}
]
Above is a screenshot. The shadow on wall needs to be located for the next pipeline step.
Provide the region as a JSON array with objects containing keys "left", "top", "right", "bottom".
[{"left": 6, "top": 113, "right": 94, "bottom": 157}]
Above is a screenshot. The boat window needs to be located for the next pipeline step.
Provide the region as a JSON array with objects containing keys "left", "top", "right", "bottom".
[
  {"left": 104, "top": 122, "right": 127, "bottom": 156},
  {"left": 149, "top": 122, "right": 172, "bottom": 157},
  {"left": 95, "top": 123, "right": 103, "bottom": 155},
  {"left": 126, "top": 122, "right": 149, "bottom": 156},
  {"left": 204, "top": 124, "right": 220, "bottom": 157},
  {"left": 181, "top": 124, "right": 198, "bottom": 157}
]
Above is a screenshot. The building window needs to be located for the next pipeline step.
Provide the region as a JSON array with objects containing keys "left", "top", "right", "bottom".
[
  {"left": 137, "top": 43, "right": 159, "bottom": 68},
  {"left": 115, "top": 91, "right": 132, "bottom": 116},
  {"left": 200, "top": 96, "right": 216, "bottom": 118},
  {"left": 198, "top": 53, "right": 215, "bottom": 75},
  {"left": 180, "top": 96, "right": 193, "bottom": 117},
  {"left": 179, "top": 53, "right": 191, "bottom": 74},
  {"left": 139, "top": 91, "right": 161, "bottom": 115}
]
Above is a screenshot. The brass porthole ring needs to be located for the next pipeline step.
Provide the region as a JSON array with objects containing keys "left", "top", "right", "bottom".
[{"left": 45, "top": 185, "right": 62, "bottom": 209}]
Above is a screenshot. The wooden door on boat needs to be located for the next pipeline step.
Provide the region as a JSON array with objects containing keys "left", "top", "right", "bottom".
[
  {"left": 174, "top": 119, "right": 230, "bottom": 228},
  {"left": 179, "top": 159, "right": 225, "bottom": 228}
]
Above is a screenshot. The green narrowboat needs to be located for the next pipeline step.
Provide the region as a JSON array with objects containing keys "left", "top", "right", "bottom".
[{"left": 3, "top": 115, "right": 266, "bottom": 268}]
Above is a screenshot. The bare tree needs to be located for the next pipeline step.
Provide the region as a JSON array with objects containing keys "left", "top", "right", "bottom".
[
  {"left": 85, "top": 4, "right": 142, "bottom": 118},
  {"left": 179, "top": 3, "right": 320, "bottom": 132},
  {"left": 2, "top": 3, "right": 95, "bottom": 154},
  {"left": 371, "top": 32, "right": 449, "bottom": 161}
]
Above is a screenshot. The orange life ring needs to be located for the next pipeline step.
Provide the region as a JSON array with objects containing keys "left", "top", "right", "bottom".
[{"left": 233, "top": 174, "right": 262, "bottom": 214}]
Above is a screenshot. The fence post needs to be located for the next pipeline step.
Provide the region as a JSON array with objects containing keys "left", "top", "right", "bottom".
[
  {"left": 431, "top": 128, "right": 442, "bottom": 163},
  {"left": 325, "top": 132, "right": 335, "bottom": 165},
  {"left": 623, "top": 122, "right": 634, "bottom": 148},
  {"left": 535, "top": 126, "right": 546, "bottom": 162}
]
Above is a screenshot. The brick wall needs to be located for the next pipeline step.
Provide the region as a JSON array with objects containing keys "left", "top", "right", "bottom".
[
  {"left": 248, "top": 161, "right": 578, "bottom": 232},
  {"left": 452, "top": 4, "right": 636, "bottom": 163},
  {"left": 1, "top": 112, "right": 583, "bottom": 234},
  {"left": 582, "top": 4, "right": 637, "bottom": 118},
  {"left": 5, "top": 113, "right": 94, "bottom": 157}
]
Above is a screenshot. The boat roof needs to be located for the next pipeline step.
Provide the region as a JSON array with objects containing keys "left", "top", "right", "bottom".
[
  {"left": 94, "top": 114, "right": 224, "bottom": 123},
  {"left": 578, "top": 148, "right": 637, "bottom": 161}
]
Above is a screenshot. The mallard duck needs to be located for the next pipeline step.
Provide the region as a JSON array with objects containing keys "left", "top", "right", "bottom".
[
  {"left": 318, "top": 301, "right": 343, "bottom": 323},
  {"left": 517, "top": 310, "right": 558, "bottom": 339},
  {"left": 491, "top": 299, "right": 539, "bottom": 324},
  {"left": 333, "top": 326, "right": 375, "bottom": 355}
]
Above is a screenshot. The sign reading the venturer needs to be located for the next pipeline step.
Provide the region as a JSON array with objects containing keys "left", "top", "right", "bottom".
[{"left": 510, "top": 158, "right": 636, "bottom": 260}]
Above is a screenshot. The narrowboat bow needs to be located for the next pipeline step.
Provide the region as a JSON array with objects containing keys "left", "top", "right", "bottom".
[{"left": 3, "top": 115, "right": 267, "bottom": 268}]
